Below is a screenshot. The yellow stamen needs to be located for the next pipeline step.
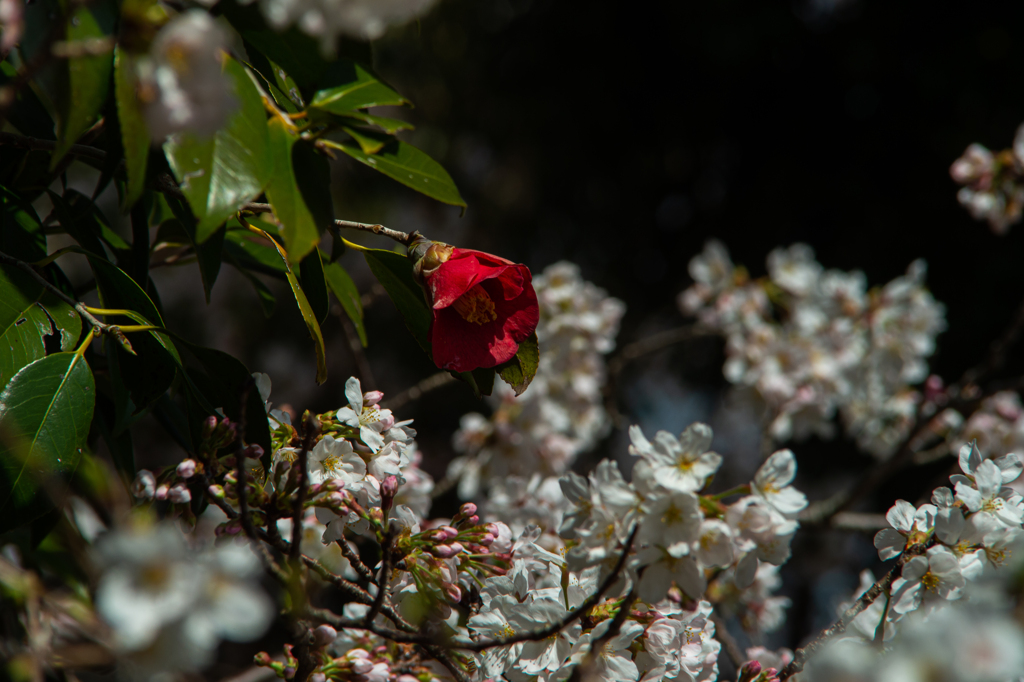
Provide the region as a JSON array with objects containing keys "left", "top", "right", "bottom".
[{"left": 452, "top": 285, "right": 497, "bottom": 325}]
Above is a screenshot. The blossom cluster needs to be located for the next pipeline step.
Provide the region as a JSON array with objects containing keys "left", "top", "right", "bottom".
[
  {"left": 680, "top": 241, "right": 946, "bottom": 458},
  {"left": 255, "top": 0, "right": 439, "bottom": 51},
  {"left": 450, "top": 262, "right": 625, "bottom": 498},
  {"left": 950, "top": 123, "right": 1024, "bottom": 234}
]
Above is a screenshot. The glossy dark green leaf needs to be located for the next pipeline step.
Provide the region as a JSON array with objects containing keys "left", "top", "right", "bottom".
[
  {"left": 336, "top": 111, "right": 414, "bottom": 135},
  {"left": 176, "top": 341, "right": 272, "bottom": 470},
  {"left": 322, "top": 260, "right": 366, "bottom": 347},
  {"left": 496, "top": 332, "right": 539, "bottom": 397},
  {"left": 247, "top": 225, "right": 327, "bottom": 384},
  {"left": 224, "top": 1, "right": 373, "bottom": 96},
  {"left": 309, "top": 62, "right": 408, "bottom": 113},
  {"left": 226, "top": 255, "right": 277, "bottom": 317},
  {"left": 0, "top": 352, "right": 95, "bottom": 533},
  {"left": 48, "top": 189, "right": 130, "bottom": 259},
  {"left": 300, "top": 248, "right": 329, "bottom": 325},
  {"left": 265, "top": 119, "right": 331, "bottom": 264},
  {"left": 244, "top": 50, "right": 303, "bottom": 113},
  {"left": 471, "top": 367, "right": 496, "bottom": 397},
  {"left": 166, "top": 196, "right": 225, "bottom": 303},
  {"left": 1, "top": 186, "right": 47, "bottom": 261},
  {"left": 323, "top": 137, "right": 466, "bottom": 208},
  {"left": 86, "top": 256, "right": 180, "bottom": 424},
  {"left": 0, "top": 61, "right": 55, "bottom": 140},
  {"left": 0, "top": 265, "right": 82, "bottom": 386},
  {"left": 113, "top": 48, "right": 149, "bottom": 211},
  {"left": 343, "top": 126, "right": 387, "bottom": 155},
  {"left": 223, "top": 228, "right": 288, "bottom": 279},
  {"left": 94, "top": 393, "right": 134, "bottom": 488},
  {"left": 363, "top": 248, "right": 431, "bottom": 354},
  {"left": 51, "top": 0, "right": 116, "bottom": 169},
  {"left": 164, "top": 57, "right": 270, "bottom": 242}
]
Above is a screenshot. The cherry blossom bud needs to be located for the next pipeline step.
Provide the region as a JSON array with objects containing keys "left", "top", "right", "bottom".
[
  {"left": 738, "top": 660, "right": 762, "bottom": 682},
  {"left": 440, "top": 525, "right": 458, "bottom": 539},
  {"left": 479, "top": 533, "right": 495, "bottom": 546},
  {"left": 202, "top": 415, "right": 218, "bottom": 437},
  {"left": 459, "top": 502, "right": 478, "bottom": 516},
  {"left": 283, "top": 666, "right": 295, "bottom": 679},
  {"left": 310, "top": 625, "right": 337, "bottom": 649},
  {"left": 254, "top": 652, "right": 273, "bottom": 666},
  {"left": 348, "top": 649, "right": 369, "bottom": 659},
  {"left": 208, "top": 484, "right": 225, "bottom": 499},
  {"left": 176, "top": 459, "right": 197, "bottom": 479},
  {"left": 444, "top": 583, "right": 462, "bottom": 603},
  {"left": 168, "top": 484, "right": 191, "bottom": 503},
  {"left": 155, "top": 484, "right": 169, "bottom": 500},
  {"left": 363, "top": 390, "right": 384, "bottom": 405},
  {"left": 449, "top": 542, "right": 464, "bottom": 554},
  {"left": 350, "top": 660, "right": 372, "bottom": 675},
  {"left": 310, "top": 675, "right": 326, "bottom": 682},
  {"left": 245, "top": 444, "right": 264, "bottom": 460},
  {"left": 433, "top": 544, "right": 456, "bottom": 558},
  {"left": 466, "top": 515, "right": 479, "bottom": 525},
  {"left": 381, "top": 475, "right": 399, "bottom": 512},
  {"left": 131, "top": 470, "right": 156, "bottom": 499}
]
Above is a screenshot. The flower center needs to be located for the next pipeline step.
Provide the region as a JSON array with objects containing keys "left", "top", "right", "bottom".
[
  {"left": 920, "top": 571, "right": 940, "bottom": 592},
  {"left": 452, "top": 285, "right": 497, "bottom": 325}
]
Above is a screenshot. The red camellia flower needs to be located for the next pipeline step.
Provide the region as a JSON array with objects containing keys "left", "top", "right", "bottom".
[{"left": 413, "top": 241, "right": 539, "bottom": 373}]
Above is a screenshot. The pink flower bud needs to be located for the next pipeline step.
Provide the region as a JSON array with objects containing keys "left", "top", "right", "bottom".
[
  {"left": 432, "top": 530, "right": 448, "bottom": 542},
  {"left": 440, "top": 525, "right": 458, "bottom": 539},
  {"left": 351, "top": 660, "right": 372, "bottom": 675},
  {"left": 363, "top": 390, "right": 384, "bottom": 406},
  {"left": 311, "top": 625, "right": 337, "bottom": 649},
  {"left": 433, "top": 544, "right": 456, "bottom": 558},
  {"left": 459, "top": 502, "right": 478, "bottom": 516},
  {"left": 738, "top": 660, "right": 762, "bottom": 682},
  {"left": 480, "top": 533, "right": 495, "bottom": 546},
  {"left": 155, "top": 484, "right": 169, "bottom": 500},
  {"left": 168, "top": 484, "right": 192, "bottom": 503},
  {"left": 203, "top": 415, "right": 218, "bottom": 435},
  {"left": 131, "top": 470, "right": 156, "bottom": 499},
  {"left": 444, "top": 583, "right": 462, "bottom": 603},
  {"left": 176, "top": 459, "right": 196, "bottom": 479},
  {"left": 348, "top": 649, "right": 369, "bottom": 660},
  {"left": 466, "top": 515, "right": 479, "bottom": 525},
  {"left": 245, "top": 444, "right": 265, "bottom": 460},
  {"left": 381, "top": 475, "right": 399, "bottom": 512},
  {"left": 254, "top": 652, "right": 273, "bottom": 666},
  {"left": 208, "top": 484, "right": 225, "bottom": 499},
  {"left": 449, "top": 542, "right": 464, "bottom": 554}
]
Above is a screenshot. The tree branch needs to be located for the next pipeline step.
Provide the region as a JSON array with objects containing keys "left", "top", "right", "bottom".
[{"left": 382, "top": 371, "right": 456, "bottom": 411}]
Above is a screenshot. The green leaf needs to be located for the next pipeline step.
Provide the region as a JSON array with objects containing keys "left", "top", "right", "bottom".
[
  {"left": 0, "top": 265, "right": 82, "bottom": 386},
  {"left": 0, "top": 352, "right": 95, "bottom": 533},
  {"left": 223, "top": 221, "right": 289, "bottom": 278},
  {"left": 300, "top": 248, "right": 329, "bottom": 325},
  {"left": 163, "top": 56, "right": 270, "bottom": 242},
  {"left": 309, "top": 61, "right": 409, "bottom": 113},
  {"left": 343, "top": 126, "right": 387, "bottom": 155},
  {"left": 86, "top": 256, "right": 180, "bottom": 424},
  {"left": 176, "top": 341, "right": 272, "bottom": 471},
  {"left": 265, "top": 119, "right": 332, "bottom": 264},
  {"left": 48, "top": 189, "right": 130, "bottom": 258},
  {"left": 322, "top": 260, "right": 366, "bottom": 346},
  {"left": 0, "top": 61, "right": 55, "bottom": 140},
  {"left": 496, "top": 332, "right": 539, "bottom": 397},
  {"left": 51, "top": 0, "right": 116, "bottom": 169},
  {"left": 226, "top": 255, "right": 277, "bottom": 318},
  {"left": 114, "top": 47, "right": 149, "bottom": 211},
  {"left": 323, "top": 136, "right": 466, "bottom": 208},
  {"left": 247, "top": 226, "right": 327, "bottom": 384},
  {"left": 336, "top": 111, "right": 414, "bottom": 135},
  {"left": 166, "top": 196, "right": 225, "bottom": 303},
  {"left": 1, "top": 186, "right": 47, "bottom": 261},
  {"left": 363, "top": 248, "right": 431, "bottom": 355}
]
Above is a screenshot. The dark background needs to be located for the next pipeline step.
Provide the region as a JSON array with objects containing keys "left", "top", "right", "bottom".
[{"left": 132, "top": 0, "right": 1024, "bottom": 669}]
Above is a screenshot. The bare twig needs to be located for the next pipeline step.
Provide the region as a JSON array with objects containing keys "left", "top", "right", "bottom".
[
  {"left": 363, "top": 529, "right": 393, "bottom": 627},
  {"left": 235, "top": 378, "right": 257, "bottom": 542},
  {"left": 778, "top": 545, "right": 926, "bottom": 680},
  {"left": 333, "top": 220, "right": 413, "bottom": 246},
  {"left": 336, "top": 539, "right": 375, "bottom": 583},
  {"left": 382, "top": 371, "right": 456, "bottom": 410},
  {"left": 709, "top": 613, "right": 745, "bottom": 668},
  {"left": 0, "top": 132, "right": 107, "bottom": 162},
  {"left": 290, "top": 414, "right": 318, "bottom": 562},
  {"left": 0, "top": 249, "right": 109, "bottom": 335}
]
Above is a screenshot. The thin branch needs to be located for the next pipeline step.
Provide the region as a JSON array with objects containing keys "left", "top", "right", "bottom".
[
  {"left": 333, "top": 220, "right": 413, "bottom": 246},
  {"left": 235, "top": 378, "right": 257, "bottom": 542},
  {"left": 363, "top": 529, "right": 393, "bottom": 627},
  {"left": 573, "top": 588, "right": 638, "bottom": 682},
  {"left": 290, "top": 414, "right": 318, "bottom": 562},
  {"left": 336, "top": 538, "right": 375, "bottom": 583},
  {"left": 0, "top": 249, "right": 109, "bottom": 334},
  {"left": 0, "top": 132, "right": 108, "bottom": 162},
  {"left": 709, "top": 613, "right": 744, "bottom": 668},
  {"left": 778, "top": 545, "right": 925, "bottom": 680},
  {"left": 382, "top": 371, "right": 456, "bottom": 410}
]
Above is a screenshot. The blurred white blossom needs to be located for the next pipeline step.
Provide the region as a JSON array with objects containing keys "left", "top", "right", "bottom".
[{"left": 257, "top": 0, "right": 440, "bottom": 52}]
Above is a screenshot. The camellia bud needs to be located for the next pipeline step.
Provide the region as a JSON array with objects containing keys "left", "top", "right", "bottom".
[{"left": 176, "top": 459, "right": 197, "bottom": 479}]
